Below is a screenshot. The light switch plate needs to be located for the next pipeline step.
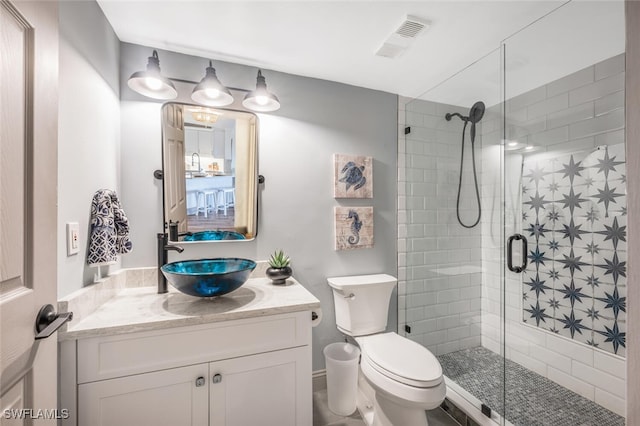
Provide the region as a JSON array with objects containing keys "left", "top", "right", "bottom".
[{"left": 67, "top": 222, "right": 80, "bottom": 256}]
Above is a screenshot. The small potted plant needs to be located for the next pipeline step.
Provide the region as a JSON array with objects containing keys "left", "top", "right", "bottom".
[{"left": 266, "top": 249, "right": 292, "bottom": 285}]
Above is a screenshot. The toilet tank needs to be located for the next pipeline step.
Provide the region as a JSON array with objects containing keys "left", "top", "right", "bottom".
[{"left": 327, "top": 274, "right": 397, "bottom": 336}]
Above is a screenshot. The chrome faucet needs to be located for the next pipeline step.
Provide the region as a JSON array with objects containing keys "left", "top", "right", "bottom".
[
  {"left": 191, "top": 152, "right": 201, "bottom": 171},
  {"left": 157, "top": 232, "right": 184, "bottom": 294}
]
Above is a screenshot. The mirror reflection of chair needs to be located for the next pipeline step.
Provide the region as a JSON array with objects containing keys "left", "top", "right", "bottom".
[
  {"left": 197, "top": 189, "right": 218, "bottom": 218},
  {"left": 217, "top": 187, "right": 235, "bottom": 216}
]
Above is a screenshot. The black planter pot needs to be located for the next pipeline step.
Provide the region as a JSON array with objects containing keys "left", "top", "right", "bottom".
[{"left": 266, "top": 266, "right": 292, "bottom": 285}]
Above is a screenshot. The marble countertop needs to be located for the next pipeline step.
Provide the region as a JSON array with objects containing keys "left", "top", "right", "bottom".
[{"left": 59, "top": 277, "right": 321, "bottom": 341}]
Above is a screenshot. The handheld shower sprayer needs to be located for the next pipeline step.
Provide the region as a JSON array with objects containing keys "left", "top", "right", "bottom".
[{"left": 445, "top": 101, "right": 486, "bottom": 229}]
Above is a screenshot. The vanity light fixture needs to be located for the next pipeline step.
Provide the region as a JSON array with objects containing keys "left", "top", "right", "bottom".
[
  {"left": 128, "top": 52, "right": 281, "bottom": 112},
  {"left": 242, "top": 70, "right": 281, "bottom": 112},
  {"left": 191, "top": 61, "right": 234, "bottom": 107},
  {"left": 127, "top": 50, "right": 177, "bottom": 100}
]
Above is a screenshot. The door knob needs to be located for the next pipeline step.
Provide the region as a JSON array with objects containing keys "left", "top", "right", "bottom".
[{"left": 34, "top": 304, "right": 73, "bottom": 340}]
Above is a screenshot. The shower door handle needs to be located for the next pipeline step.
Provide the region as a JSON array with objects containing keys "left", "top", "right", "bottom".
[{"left": 507, "top": 234, "right": 528, "bottom": 273}]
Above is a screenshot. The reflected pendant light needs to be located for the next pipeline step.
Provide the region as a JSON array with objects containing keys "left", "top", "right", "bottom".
[
  {"left": 127, "top": 50, "right": 177, "bottom": 100},
  {"left": 190, "top": 107, "right": 220, "bottom": 124},
  {"left": 242, "top": 70, "right": 281, "bottom": 112},
  {"left": 191, "top": 61, "right": 234, "bottom": 107}
]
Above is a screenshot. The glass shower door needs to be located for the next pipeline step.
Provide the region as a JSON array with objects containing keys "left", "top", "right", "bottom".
[
  {"left": 400, "top": 47, "right": 506, "bottom": 423},
  {"left": 502, "top": 1, "right": 627, "bottom": 424}
]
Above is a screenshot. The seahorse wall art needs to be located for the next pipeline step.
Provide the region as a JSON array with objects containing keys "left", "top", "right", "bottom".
[
  {"left": 334, "top": 206, "right": 374, "bottom": 250},
  {"left": 333, "top": 154, "right": 373, "bottom": 199}
]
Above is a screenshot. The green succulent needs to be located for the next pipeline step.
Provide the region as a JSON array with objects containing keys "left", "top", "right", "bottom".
[{"left": 268, "top": 249, "right": 291, "bottom": 268}]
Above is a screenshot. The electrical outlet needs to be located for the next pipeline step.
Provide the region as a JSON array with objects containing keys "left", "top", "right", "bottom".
[{"left": 67, "top": 222, "right": 80, "bottom": 256}]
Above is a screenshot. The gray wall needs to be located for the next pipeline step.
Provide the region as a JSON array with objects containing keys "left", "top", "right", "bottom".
[
  {"left": 58, "top": 1, "right": 121, "bottom": 297},
  {"left": 118, "top": 43, "right": 398, "bottom": 370}
]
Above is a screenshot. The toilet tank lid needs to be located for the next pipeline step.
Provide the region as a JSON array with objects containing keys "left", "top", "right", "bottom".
[{"left": 327, "top": 274, "right": 397, "bottom": 290}]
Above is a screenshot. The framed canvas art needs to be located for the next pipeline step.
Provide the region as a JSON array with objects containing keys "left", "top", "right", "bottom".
[
  {"left": 334, "top": 154, "right": 373, "bottom": 198},
  {"left": 334, "top": 206, "right": 374, "bottom": 250}
]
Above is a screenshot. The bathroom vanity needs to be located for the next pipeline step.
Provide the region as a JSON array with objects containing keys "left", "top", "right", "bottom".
[{"left": 58, "top": 269, "right": 320, "bottom": 426}]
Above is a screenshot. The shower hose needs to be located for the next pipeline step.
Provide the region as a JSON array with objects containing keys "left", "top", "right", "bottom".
[{"left": 456, "top": 120, "right": 481, "bottom": 228}]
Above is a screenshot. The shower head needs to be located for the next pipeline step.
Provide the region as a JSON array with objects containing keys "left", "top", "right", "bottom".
[
  {"left": 445, "top": 112, "right": 465, "bottom": 122},
  {"left": 468, "top": 101, "right": 485, "bottom": 124},
  {"left": 445, "top": 101, "right": 486, "bottom": 124}
]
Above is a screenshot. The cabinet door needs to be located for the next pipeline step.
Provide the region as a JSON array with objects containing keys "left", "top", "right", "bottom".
[
  {"left": 185, "top": 128, "right": 198, "bottom": 155},
  {"left": 212, "top": 129, "right": 225, "bottom": 158},
  {"left": 198, "top": 129, "right": 214, "bottom": 156},
  {"left": 210, "top": 346, "right": 312, "bottom": 426},
  {"left": 79, "top": 364, "right": 208, "bottom": 426}
]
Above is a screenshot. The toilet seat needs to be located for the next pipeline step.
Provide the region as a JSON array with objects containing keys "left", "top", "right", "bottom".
[{"left": 357, "top": 332, "right": 443, "bottom": 388}]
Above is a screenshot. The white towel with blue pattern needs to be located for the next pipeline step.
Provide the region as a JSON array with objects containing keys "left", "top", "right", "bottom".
[{"left": 87, "top": 189, "right": 133, "bottom": 267}]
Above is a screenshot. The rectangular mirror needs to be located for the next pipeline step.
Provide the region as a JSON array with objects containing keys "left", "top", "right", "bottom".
[{"left": 162, "top": 103, "right": 258, "bottom": 242}]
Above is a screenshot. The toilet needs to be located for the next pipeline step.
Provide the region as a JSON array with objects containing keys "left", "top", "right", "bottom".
[{"left": 327, "top": 274, "right": 446, "bottom": 426}]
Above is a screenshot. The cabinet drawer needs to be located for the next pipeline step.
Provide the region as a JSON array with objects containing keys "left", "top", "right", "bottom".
[{"left": 78, "top": 311, "right": 310, "bottom": 383}]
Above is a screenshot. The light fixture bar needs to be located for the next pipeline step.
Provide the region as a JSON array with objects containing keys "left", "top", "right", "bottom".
[
  {"left": 169, "top": 77, "right": 250, "bottom": 93},
  {"left": 128, "top": 53, "right": 281, "bottom": 112}
]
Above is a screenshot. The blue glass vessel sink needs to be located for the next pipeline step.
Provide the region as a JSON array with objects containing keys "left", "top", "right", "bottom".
[
  {"left": 183, "top": 230, "right": 246, "bottom": 241},
  {"left": 161, "top": 258, "right": 257, "bottom": 297}
]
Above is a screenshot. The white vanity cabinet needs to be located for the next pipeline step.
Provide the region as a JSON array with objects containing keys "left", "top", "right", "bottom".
[{"left": 63, "top": 310, "right": 312, "bottom": 426}]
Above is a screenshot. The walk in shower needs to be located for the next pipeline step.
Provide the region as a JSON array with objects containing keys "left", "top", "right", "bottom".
[{"left": 399, "top": 2, "right": 626, "bottom": 425}]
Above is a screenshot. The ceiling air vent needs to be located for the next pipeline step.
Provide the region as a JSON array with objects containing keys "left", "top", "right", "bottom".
[{"left": 375, "top": 15, "right": 431, "bottom": 59}]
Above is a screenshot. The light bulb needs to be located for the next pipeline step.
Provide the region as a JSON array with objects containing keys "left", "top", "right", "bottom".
[
  {"left": 524, "top": 146, "right": 534, "bottom": 151},
  {"left": 145, "top": 77, "right": 163, "bottom": 91},
  {"left": 255, "top": 95, "right": 269, "bottom": 106},
  {"left": 205, "top": 88, "right": 220, "bottom": 99},
  {"left": 508, "top": 141, "right": 518, "bottom": 147}
]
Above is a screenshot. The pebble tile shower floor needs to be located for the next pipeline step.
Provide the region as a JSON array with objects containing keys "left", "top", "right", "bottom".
[{"left": 437, "top": 347, "right": 624, "bottom": 426}]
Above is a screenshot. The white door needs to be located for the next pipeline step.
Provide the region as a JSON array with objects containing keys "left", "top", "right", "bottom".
[
  {"left": 0, "top": 0, "right": 59, "bottom": 422},
  {"left": 78, "top": 364, "right": 209, "bottom": 426},
  {"left": 209, "top": 347, "right": 312, "bottom": 426},
  {"left": 162, "top": 104, "right": 187, "bottom": 232}
]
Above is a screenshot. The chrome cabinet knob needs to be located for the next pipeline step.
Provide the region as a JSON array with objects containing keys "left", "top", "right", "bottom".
[
  {"left": 195, "top": 376, "right": 205, "bottom": 387},
  {"left": 212, "top": 373, "right": 222, "bottom": 384}
]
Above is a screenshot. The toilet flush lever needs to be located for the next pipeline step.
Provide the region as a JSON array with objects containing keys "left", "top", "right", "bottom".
[{"left": 334, "top": 289, "right": 355, "bottom": 299}]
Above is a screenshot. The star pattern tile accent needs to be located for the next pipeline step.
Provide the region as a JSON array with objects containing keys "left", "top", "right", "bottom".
[{"left": 522, "top": 146, "right": 627, "bottom": 356}]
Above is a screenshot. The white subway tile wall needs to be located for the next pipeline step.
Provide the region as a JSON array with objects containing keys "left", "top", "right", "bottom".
[{"left": 399, "top": 95, "right": 483, "bottom": 356}]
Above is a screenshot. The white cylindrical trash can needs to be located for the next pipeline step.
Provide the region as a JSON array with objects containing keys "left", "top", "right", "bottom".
[{"left": 323, "top": 342, "right": 361, "bottom": 416}]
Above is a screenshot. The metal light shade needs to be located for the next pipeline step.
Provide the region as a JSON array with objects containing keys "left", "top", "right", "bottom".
[
  {"left": 191, "top": 61, "right": 234, "bottom": 107},
  {"left": 242, "top": 70, "right": 281, "bottom": 112},
  {"left": 127, "top": 50, "right": 177, "bottom": 100}
]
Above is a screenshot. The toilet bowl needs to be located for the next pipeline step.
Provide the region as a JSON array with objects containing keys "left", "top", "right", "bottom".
[
  {"left": 327, "top": 274, "right": 446, "bottom": 426},
  {"left": 357, "top": 333, "right": 446, "bottom": 426}
]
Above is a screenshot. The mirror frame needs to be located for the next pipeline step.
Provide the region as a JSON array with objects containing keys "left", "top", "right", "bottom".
[{"left": 161, "top": 102, "right": 259, "bottom": 243}]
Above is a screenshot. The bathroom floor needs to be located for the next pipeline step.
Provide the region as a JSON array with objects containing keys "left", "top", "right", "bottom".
[
  {"left": 437, "top": 347, "right": 624, "bottom": 426},
  {"left": 186, "top": 207, "right": 235, "bottom": 233},
  {"left": 312, "top": 387, "right": 462, "bottom": 426}
]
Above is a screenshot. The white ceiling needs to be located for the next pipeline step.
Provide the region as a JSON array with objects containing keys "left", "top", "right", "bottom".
[{"left": 97, "top": 0, "right": 570, "bottom": 100}]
